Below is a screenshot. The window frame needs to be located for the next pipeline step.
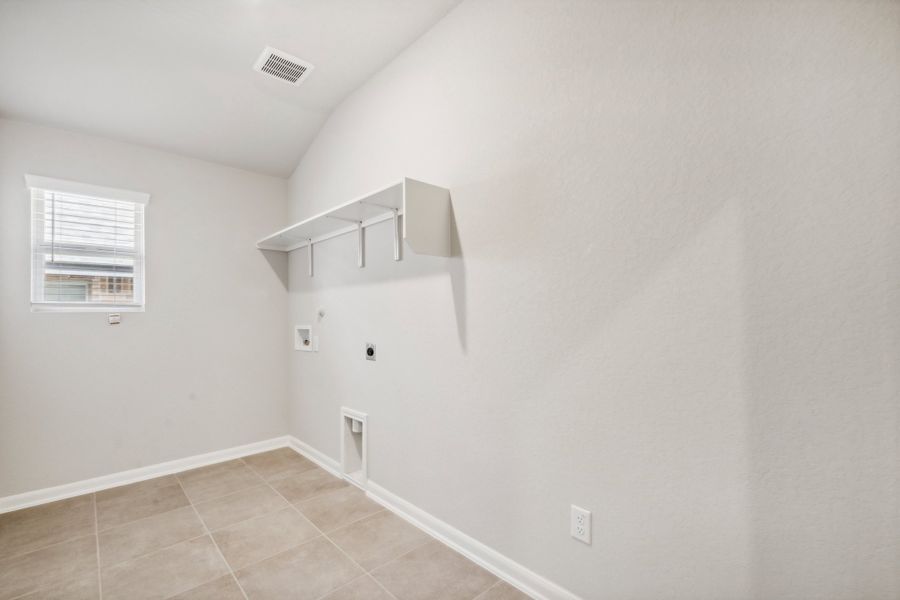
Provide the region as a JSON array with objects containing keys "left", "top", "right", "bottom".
[{"left": 26, "top": 174, "right": 150, "bottom": 313}]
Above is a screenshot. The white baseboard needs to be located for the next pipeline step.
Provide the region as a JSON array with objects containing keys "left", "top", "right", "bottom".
[
  {"left": 0, "top": 436, "right": 290, "bottom": 514},
  {"left": 286, "top": 436, "right": 341, "bottom": 477},
  {"left": 285, "top": 435, "right": 580, "bottom": 600},
  {"left": 2, "top": 434, "right": 581, "bottom": 600},
  {"left": 366, "top": 481, "right": 581, "bottom": 600}
]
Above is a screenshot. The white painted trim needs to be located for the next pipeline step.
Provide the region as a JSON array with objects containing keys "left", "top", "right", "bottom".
[
  {"left": 285, "top": 436, "right": 342, "bottom": 477},
  {"left": 0, "top": 436, "right": 290, "bottom": 514},
  {"left": 285, "top": 435, "right": 580, "bottom": 600},
  {"left": 365, "top": 481, "right": 581, "bottom": 600},
  {"left": 24, "top": 174, "right": 151, "bottom": 204},
  {"left": 1, "top": 434, "right": 581, "bottom": 600}
]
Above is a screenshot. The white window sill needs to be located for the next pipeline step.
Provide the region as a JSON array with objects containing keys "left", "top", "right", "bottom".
[{"left": 31, "top": 304, "right": 145, "bottom": 313}]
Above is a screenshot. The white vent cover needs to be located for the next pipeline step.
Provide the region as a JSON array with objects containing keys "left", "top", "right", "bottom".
[{"left": 253, "top": 46, "right": 314, "bottom": 86}]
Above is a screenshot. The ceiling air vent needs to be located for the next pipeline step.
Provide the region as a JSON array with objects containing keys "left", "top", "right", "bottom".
[{"left": 253, "top": 46, "right": 314, "bottom": 86}]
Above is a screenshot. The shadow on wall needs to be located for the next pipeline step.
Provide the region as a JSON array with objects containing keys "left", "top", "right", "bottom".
[
  {"left": 448, "top": 202, "right": 467, "bottom": 351},
  {"left": 260, "top": 249, "right": 289, "bottom": 289}
]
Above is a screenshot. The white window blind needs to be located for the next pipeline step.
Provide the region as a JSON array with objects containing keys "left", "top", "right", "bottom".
[{"left": 27, "top": 175, "right": 149, "bottom": 311}]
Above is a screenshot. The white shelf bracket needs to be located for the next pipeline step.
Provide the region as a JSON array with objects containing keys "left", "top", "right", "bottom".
[
  {"left": 392, "top": 209, "right": 400, "bottom": 261},
  {"left": 357, "top": 223, "right": 364, "bottom": 268},
  {"left": 307, "top": 239, "right": 313, "bottom": 277}
]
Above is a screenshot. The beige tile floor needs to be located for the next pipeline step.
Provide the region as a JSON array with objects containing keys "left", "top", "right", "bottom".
[{"left": 0, "top": 448, "right": 532, "bottom": 600}]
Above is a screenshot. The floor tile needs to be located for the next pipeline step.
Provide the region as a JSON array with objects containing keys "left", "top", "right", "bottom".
[
  {"left": 372, "top": 540, "right": 497, "bottom": 600},
  {"left": 14, "top": 572, "right": 99, "bottom": 600},
  {"left": 322, "top": 575, "right": 393, "bottom": 600},
  {"left": 193, "top": 484, "right": 287, "bottom": 531},
  {"left": 169, "top": 575, "right": 245, "bottom": 599},
  {"left": 0, "top": 494, "right": 95, "bottom": 561},
  {"left": 176, "top": 460, "right": 263, "bottom": 504},
  {"left": 328, "top": 511, "right": 430, "bottom": 572},
  {"left": 212, "top": 507, "right": 319, "bottom": 570},
  {"left": 100, "top": 535, "right": 229, "bottom": 600},
  {"left": 296, "top": 486, "right": 383, "bottom": 532},
  {"left": 270, "top": 466, "right": 348, "bottom": 503},
  {"left": 235, "top": 537, "right": 362, "bottom": 599},
  {"left": 0, "top": 535, "right": 97, "bottom": 600},
  {"left": 98, "top": 505, "right": 205, "bottom": 567},
  {"left": 242, "top": 447, "right": 317, "bottom": 481},
  {"left": 474, "top": 582, "right": 533, "bottom": 599},
  {"left": 96, "top": 475, "right": 190, "bottom": 531}
]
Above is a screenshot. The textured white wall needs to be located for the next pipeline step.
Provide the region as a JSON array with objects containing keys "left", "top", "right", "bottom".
[
  {"left": 0, "top": 118, "right": 290, "bottom": 497},
  {"left": 286, "top": 1, "right": 900, "bottom": 598}
]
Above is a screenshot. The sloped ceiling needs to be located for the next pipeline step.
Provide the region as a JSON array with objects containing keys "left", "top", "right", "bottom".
[{"left": 0, "top": 0, "right": 460, "bottom": 176}]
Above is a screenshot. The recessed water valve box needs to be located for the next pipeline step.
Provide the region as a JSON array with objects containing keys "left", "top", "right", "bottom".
[{"left": 295, "top": 326, "right": 317, "bottom": 352}]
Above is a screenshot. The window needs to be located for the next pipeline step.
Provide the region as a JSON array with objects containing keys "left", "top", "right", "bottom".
[{"left": 27, "top": 175, "right": 149, "bottom": 311}]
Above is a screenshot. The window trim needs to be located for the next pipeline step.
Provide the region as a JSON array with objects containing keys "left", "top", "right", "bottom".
[
  {"left": 25, "top": 174, "right": 150, "bottom": 313},
  {"left": 31, "top": 303, "right": 146, "bottom": 313},
  {"left": 24, "top": 175, "right": 150, "bottom": 205}
]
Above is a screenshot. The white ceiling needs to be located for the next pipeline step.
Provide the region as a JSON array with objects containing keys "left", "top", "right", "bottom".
[{"left": 0, "top": 0, "right": 459, "bottom": 176}]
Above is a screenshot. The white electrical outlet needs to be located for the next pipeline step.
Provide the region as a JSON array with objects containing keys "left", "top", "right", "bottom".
[{"left": 571, "top": 505, "right": 591, "bottom": 545}]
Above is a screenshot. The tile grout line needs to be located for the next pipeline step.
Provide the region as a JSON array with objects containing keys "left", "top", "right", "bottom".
[
  {"left": 0, "top": 498, "right": 97, "bottom": 563},
  {"left": 193, "top": 498, "right": 383, "bottom": 584},
  {"left": 472, "top": 580, "right": 504, "bottom": 600},
  {"left": 257, "top": 452, "right": 469, "bottom": 600},
  {"left": 96, "top": 497, "right": 194, "bottom": 535},
  {"left": 0, "top": 530, "right": 97, "bottom": 563},
  {"left": 104, "top": 532, "right": 211, "bottom": 569},
  {"left": 5, "top": 449, "right": 505, "bottom": 600},
  {"left": 5, "top": 500, "right": 107, "bottom": 600},
  {"left": 2, "top": 451, "right": 363, "bottom": 600},
  {"left": 248, "top": 453, "right": 451, "bottom": 600},
  {"left": 93, "top": 493, "right": 103, "bottom": 600},
  {"left": 309, "top": 573, "right": 371, "bottom": 600},
  {"left": 246, "top": 461, "right": 321, "bottom": 485},
  {"left": 175, "top": 458, "right": 269, "bottom": 505},
  {"left": 264, "top": 478, "right": 401, "bottom": 600},
  {"left": 361, "top": 536, "right": 500, "bottom": 600},
  {"left": 175, "top": 478, "right": 250, "bottom": 600},
  {"left": 91, "top": 463, "right": 317, "bottom": 573},
  {"left": 370, "top": 534, "right": 501, "bottom": 600},
  {"left": 364, "top": 536, "right": 437, "bottom": 596},
  {"left": 271, "top": 478, "right": 366, "bottom": 506},
  {"left": 354, "top": 489, "right": 504, "bottom": 599},
  {"left": 278, "top": 451, "right": 519, "bottom": 598},
  {"left": 321, "top": 511, "right": 417, "bottom": 600},
  {"left": 309, "top": 483, "right": 497, "bottom": 600},
  {"left": 319, "top": 506, "right": 389, "bottom": 535}
]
